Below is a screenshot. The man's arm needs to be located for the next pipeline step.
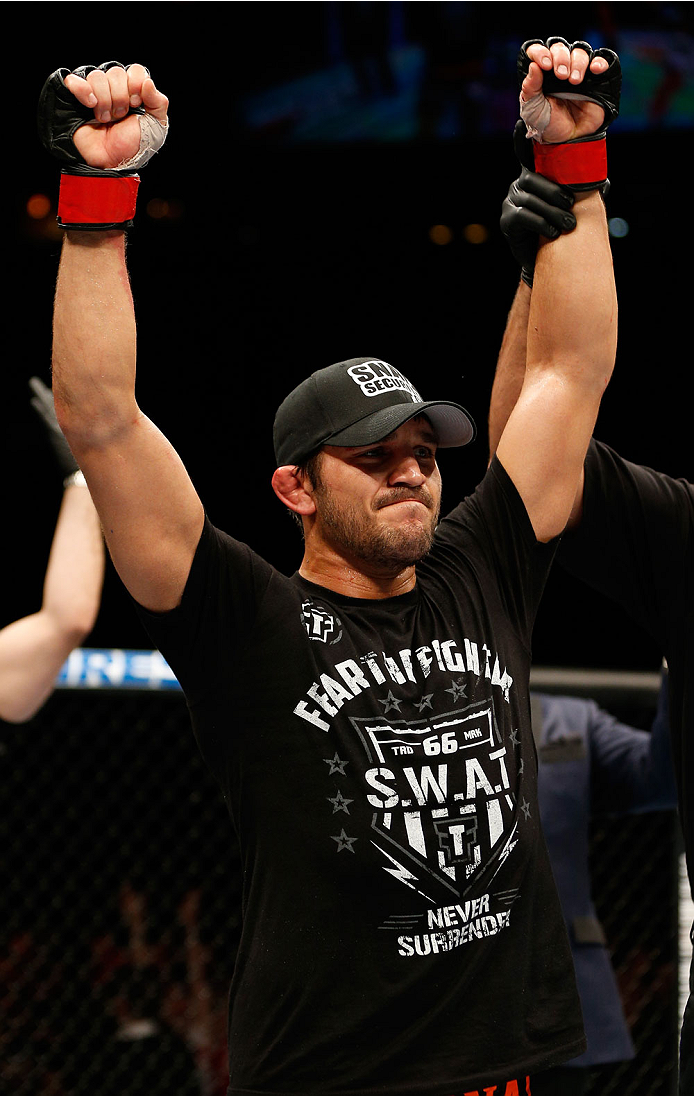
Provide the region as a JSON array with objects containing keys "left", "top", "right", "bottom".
[
  {"left": 489, "top": 121, "right": 578, "bottom": 462},
  {"left": 488, "top": 279, "right": 530, "bottom": 462},
  {"left": 48, "top": 64, "right": 204, "bottom": 613},
  {"left": 491, "top": 270, "right": 587, "bottom": 532},
  {"left": 489, "top": 135, "right": 578, "bottom": 459},
  {"left": 494, "top": 40, "right": 617, "bottom": 542},
  {"left": 0, "top": 480, "right": 104, "bottom": 722}
]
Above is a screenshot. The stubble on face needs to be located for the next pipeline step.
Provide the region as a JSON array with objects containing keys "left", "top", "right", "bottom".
[{"left": 310, "top": 466, "right": 441, "bottom": 570}]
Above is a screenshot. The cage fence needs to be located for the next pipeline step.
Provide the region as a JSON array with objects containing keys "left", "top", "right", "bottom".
[{"left": 0, "top": 653, "right": 682, "bottom": 1095}]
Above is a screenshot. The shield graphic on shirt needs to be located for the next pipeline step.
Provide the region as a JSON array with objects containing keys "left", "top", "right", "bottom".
[{"left": 349, "top": 699, "right": 518, "bottom": 901}]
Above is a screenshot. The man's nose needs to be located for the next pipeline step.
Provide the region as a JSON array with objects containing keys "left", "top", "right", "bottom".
[{"left": 388, "top": 456, "right": 426, "bottom": 487}]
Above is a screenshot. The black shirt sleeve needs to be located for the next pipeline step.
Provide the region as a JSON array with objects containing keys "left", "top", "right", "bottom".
[
  {"left": 134, "top": 516, "right": 275, "bottom": 704},
  {"left": 435, "top": 456, "right": 559, "bottom": 647},
  {"left": 558, "top": 439, "right": 694, "bottom": 650}
]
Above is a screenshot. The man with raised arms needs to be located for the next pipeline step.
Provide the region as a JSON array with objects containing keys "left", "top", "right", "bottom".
[{"left": 41, "top": 39, "right": 616, "bottom": 1096}]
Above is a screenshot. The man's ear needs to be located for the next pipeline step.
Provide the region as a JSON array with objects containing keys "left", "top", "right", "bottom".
[{"left": 271, "top": 466, "right": 317, "bottom": 515}]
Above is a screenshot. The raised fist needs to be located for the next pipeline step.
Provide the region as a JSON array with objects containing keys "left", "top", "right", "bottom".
[
  {"left": 518, "top": 37, "right": 620, "bottom": 144},
  {"left": 39, "top": 61, "right": 168, "bottom": 173}
]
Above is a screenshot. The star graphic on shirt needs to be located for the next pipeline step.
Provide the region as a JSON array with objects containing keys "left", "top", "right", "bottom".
[
  {"left": 327, "top": 790, "right": 354, "bottom": 814},
  {"left": 414, "top": 693, "right": 434, "bottom": 712},
  {"left": 323, "top": 753, "right": 349, "bottom": 776},
  {"left": 445, "top": 679, "right": 467, "bottom": 702},
  {"left": 331, "top": 829, "right": 358, "bottom": 853},
  {"left": 509, "top": 728, "right": 520, "bottom": 749},
  {"left": 379, "top": 690, "right": 402, "bottom": 714},
  {"left": 518, "top": 757, "right": 525, "bottom": 775},
  {"left": 520, "top": 798, "right": 531, "bottom": 820}
]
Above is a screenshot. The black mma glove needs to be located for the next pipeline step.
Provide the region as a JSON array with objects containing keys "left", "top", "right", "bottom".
[
  {"left": 37, "top": 62, "right": 167, "bottom": 229},
  {"left": 517, "top": 37, "right": 621, "bottom": 190},
  {"left": 29, "top": 376, "right": 80, "bottom": 481},
  {"left": 501, "top": 120, "right": 576, "bottom": 286}
]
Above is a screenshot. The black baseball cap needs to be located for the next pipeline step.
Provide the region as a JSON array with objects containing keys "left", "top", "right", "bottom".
[{"left": 273, "top": 357, "right": 476, "bottom": 466}]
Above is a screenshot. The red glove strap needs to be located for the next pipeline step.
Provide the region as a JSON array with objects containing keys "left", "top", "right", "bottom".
[
  {"left": 58, "top": 173, "right": 140, "bottom": 226},
  {"left": 533, "top": 137, "right": 607, "bottom": 187}
]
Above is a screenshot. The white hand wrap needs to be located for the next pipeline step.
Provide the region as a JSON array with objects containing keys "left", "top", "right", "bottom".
[
  {"left": 118, "top": 114, "right": 169, "bottom": 171},
  {"left": 520, "top": 90, "right": 594, "bottom": 142}
]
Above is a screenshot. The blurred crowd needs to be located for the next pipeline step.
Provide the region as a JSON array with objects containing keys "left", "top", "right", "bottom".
[{"left": 0, "top": 884, "right": 231, "bottom": 1096}]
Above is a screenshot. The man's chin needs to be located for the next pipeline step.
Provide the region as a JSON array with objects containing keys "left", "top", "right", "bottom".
[
  {"left": 371, "top": 524, "right": 436, "bottom": 568},
  {"left": 316, "top": 497, "right": 438, "bottom": 570}
]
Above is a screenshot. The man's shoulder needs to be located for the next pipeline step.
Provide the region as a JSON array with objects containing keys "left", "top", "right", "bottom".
[
  {"left": 176, "top": 515, "right": 301, "bottom": 618},
  {"left": 199, "top": 516, "right": 289, "bottom": 578},
  {"left": 585, "top": 439, "right": 694, "bottom": 502},
  {"left": 577, "top": 439, "right": 694, "bottom": 544}
]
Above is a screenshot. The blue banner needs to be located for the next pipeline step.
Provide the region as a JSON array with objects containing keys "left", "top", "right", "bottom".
[{"left": 56, "top": 648, "right": 181, "bottom": 691}]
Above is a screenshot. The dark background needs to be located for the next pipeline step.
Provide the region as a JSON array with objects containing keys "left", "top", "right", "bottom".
[{"left": 5, "top": 1, "right": 692, "bottom": 672}]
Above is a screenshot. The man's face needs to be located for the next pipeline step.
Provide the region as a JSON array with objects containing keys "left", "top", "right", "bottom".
[{"left": 306, "top": 417, "right": 442, "bottom": 570}]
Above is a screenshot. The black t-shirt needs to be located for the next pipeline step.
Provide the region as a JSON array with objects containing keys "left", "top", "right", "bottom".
[
  {"left": 559, "top": 440, "right": 694, "bottom": 862},
  {"left": 139, "top": 458, "right": 584, "bottom": 1095}
]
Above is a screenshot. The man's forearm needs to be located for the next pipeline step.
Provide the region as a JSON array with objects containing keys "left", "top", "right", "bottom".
[
  {"left": 528, "top": 190, "right": 616, "bottom": 394},
  {"left": 0, "top": 483, "right": 105, "bottom": 723},
  {"left": 52, "top": 231, "right": 138, "bottom": 453},
  {"left": 42, "top": 481, "right": 105, "bottom": 636},
  {"left": 488, "top": 280, "right": 531, "bottom": 460},
  {"left": 494, "top": 187, "right": 616, "bottom": 541}
]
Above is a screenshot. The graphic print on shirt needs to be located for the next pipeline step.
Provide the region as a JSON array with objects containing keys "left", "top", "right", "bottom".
[
  {"left": 301, "top": 599, "right": 344, "bottom": 645},
  {"left": 353, "top": 699, "right": 518, "bottom": 898},
  {"left": 294, "top": 606, "right": 526, "bottom": 956}
]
